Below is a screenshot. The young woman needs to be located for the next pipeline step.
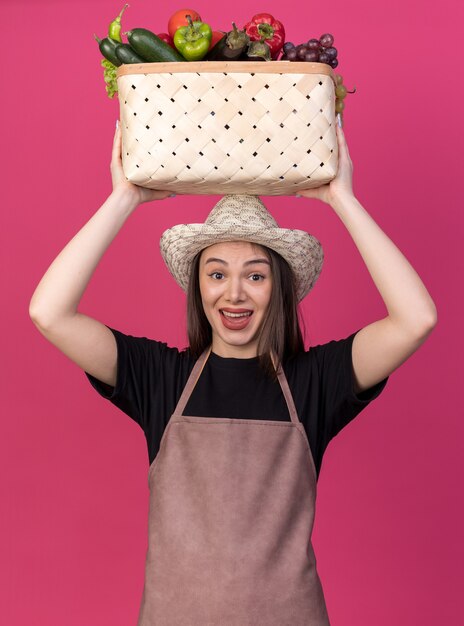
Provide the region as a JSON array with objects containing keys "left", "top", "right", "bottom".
[{"left": 29, "top": 120, "right": 437, "bottom": 624}]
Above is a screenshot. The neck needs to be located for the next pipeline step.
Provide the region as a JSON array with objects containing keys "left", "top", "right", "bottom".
[{"left": 211, "top": 337, "right": 259, "bottom": 359}]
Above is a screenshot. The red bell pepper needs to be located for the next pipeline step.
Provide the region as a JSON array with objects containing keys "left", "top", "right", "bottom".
[{"left": 243, "top": 13, "right": 285, "bottom": 60}]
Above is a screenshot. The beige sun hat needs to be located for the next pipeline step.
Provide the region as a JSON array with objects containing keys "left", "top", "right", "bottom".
[{"left": 159, "top": 194, "right": 323, "bottom": 302}]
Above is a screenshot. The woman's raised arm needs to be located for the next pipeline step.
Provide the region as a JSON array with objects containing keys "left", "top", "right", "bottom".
[
  {"left": 29, "top": 123, "right": 172, "bottom": 386},
  {"left": 298, "top": 123, "right": 437, "bottom": 393}
]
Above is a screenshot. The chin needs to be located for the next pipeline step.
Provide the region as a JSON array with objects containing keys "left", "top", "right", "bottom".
[{"left": 217, "top": 329, "right": 259, "bottom": 350}]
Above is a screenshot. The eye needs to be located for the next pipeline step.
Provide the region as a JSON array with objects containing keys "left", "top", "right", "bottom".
[
  {"left": 249, "top": 273, "right": 265, "bottom": 282},
  {"left": 209, "top": 271, "right": 224, "bottom": 280}
]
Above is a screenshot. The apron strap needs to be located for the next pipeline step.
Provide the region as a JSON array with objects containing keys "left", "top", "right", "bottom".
[
  {"left": 271, "top": 352, "right": 300, "bottom": 425},
  {"left": 174, "top": 346, "right": 300, "bottom": 424},
  {"left": 173, "top": 346, "right": 212, "bottom": 417}
]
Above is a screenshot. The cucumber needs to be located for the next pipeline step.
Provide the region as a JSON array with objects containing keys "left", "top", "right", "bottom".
[
  {"left": 127, "top": 28, "right": 185, "bottom": 62},
  {"left": 95, "top": 35, "right": 122, "bottom": 67},
  {"left": 115, "top": 43, "right": 147, "bottom": 64}
]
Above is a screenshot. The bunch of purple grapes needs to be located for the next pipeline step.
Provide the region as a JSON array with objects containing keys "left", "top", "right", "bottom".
[{"left": 281, "top": 33, "right": 338, "bottom": 68}]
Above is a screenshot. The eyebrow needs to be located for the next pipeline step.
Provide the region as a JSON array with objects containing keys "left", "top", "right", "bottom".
[{"left": 204, "top": 257, "right": 271, "bottom": 267}]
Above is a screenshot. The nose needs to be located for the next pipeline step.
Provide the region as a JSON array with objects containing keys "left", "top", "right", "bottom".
[{"left": 225, "top": 276, "right": 246, "bottom": 303}]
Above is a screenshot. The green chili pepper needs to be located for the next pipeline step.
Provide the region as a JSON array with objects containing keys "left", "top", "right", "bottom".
[
  {"left": 173, "top": 15, "right": 212, "bottom": 61},
  {"left": 109, "top": 3, "right": 129, "bottom": 42}
]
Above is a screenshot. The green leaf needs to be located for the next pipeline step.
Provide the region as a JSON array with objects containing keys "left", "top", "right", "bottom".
[{"left": 100, "top": 58, "right": 118, "bottom": 99}]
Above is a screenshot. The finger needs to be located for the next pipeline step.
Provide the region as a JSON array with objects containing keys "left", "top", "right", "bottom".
[
  {"left": 336, "top": 123, "right": 346, "bottom": 142},
  {"left": 142, "top": 190, "right": 175, "bottom": 203},
  {"left": 113, "top": 120, "right": 121, "bottom": 141},
  {"left": 298, "top": 187, "right": 322, "bottom": 200},
  {"left": 336, "top": 124, "right": 351, "bottom": 161},
  {"left": 152, "top": 190, "right": 173, "bottom": 199},
  {"left": 111, "top": 124, "right": 122, "bottom": 163}
]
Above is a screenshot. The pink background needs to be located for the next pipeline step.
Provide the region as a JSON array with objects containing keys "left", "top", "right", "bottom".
[{"left": 2, "top": 0, "right": 462, "bottom": 624}]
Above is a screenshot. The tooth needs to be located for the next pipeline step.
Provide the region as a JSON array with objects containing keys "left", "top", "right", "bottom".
[{"left": 223, "top": 311, "right": 251, "bottom": 318}]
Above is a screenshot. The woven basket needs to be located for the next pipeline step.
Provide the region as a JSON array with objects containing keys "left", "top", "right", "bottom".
[{"left": 117, "top": 61, "right": 338, "bottom": 196}]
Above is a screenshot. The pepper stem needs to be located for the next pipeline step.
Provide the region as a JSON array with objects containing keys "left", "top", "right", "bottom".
[
  {"left": 257, "top": 23, "right": 274, "bottom": 40},
  {"left": 185, "top": 14, "right": 201, "bottom": 40},
  {"left": 115, "top": 4, "right": 129, "bottom": 24}
]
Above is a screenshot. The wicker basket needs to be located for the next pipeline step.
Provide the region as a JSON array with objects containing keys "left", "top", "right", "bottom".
[{"left": 117, "top": 61, "right": 338, "bottom": 196}]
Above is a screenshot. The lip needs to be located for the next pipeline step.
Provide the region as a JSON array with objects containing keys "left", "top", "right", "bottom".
[{"left": 219, "top": 308, "right": 254, "bottom": 330}]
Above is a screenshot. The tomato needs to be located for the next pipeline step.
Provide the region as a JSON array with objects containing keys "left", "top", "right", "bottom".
[
  {"left": 208, "top": 30, "right": 226, "bottom": 50},
  {"left": 168, "top": 9, "right": 202, "bottom": 39}
]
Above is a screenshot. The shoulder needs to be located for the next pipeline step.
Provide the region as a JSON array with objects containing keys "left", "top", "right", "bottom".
[
  {"left": 282, "top": 330, "right": 359, "bottom": 387},
  {"left": 306, "top": 330, "right": 359, "bottom": 367},
  {"left": 284, "top": 330, "right": 357, "bottom": 365},
  {"left": 108, "top": 326, "right": 195, "bottom": 370}
]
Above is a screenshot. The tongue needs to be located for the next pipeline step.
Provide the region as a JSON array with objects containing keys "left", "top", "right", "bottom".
[{"left": 221, "top": 311, "right": 252, "bottom": 330}]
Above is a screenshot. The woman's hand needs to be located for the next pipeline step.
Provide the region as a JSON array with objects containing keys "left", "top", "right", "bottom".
[
  {"left": 296, "top": 121, "right": 354, "bottom": 207},
  {"left": 110, "top": 122, "right": 173, "bottom": 205}
]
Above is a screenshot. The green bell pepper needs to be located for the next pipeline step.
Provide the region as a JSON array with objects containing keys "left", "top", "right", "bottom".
[{"left": 173, "top": 15, "right": 212, "bottom": 61}]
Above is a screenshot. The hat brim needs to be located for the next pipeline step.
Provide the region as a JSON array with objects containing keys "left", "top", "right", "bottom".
[{"left": 160, "top": 223, "right": 323, "bottom": 301}]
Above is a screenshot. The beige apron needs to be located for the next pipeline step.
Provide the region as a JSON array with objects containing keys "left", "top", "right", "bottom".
[{"left": 137, "top": 347, "right": 330, "bottom": 625}]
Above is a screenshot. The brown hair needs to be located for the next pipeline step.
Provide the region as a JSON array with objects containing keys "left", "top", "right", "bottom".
[{"left": 186, "top": 243, "right": 305, "bottom": 380}]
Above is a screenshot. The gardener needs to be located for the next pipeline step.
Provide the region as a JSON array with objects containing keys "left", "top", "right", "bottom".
[{"left": 29, "top": 119, "right": 437, "bottom": 624}]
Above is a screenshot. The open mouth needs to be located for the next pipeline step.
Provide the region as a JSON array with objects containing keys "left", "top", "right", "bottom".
[{"left": 219, "top": 309, "right": 254, "bottom": 330}]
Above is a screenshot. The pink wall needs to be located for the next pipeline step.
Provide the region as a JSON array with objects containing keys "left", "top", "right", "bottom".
[{"left": 2, "top": 0, "right": 462, "bottom": 624}]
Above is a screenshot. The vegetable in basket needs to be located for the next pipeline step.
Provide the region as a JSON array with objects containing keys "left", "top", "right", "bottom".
[
  {"left": 126, "top": 28, "right": 185, "bottom": 62},
  {"left": 108, "top": 4, "right": 129, "bottom": 42},
  {"left": 168, "top": 8, "right": 202, "bottom": 39},
  {"left": 100, "top": 59, "right": 118, "bottom": 99},
  {"left": 209, "top": 30, "right": 227, "bottom": 50},
  {"left": 115, "top": 43, "right": 147, "bottom": 64},
  {"left": 95, "top": 34, "right": 122, "bottom": 66},
  {"left": 243, "top": 13, "right": 285, "bottom": 60},
  {"left": 245, "top": 39, "right": 272, "bottom": 61},
  {"left": 173, "top": 15, "right": 212, "bottom": 61},
  {"left": 94, "top": 34, "right": 121, "bottom": 98},
  {"left": 156, "top": 32, "right": 176, "bottom": 49},
  {"left": 205, "top": 23, "right": 249, "bottom": 61},
  {"left": 95, "top": 4, "right": 130, "bottom": 100}
]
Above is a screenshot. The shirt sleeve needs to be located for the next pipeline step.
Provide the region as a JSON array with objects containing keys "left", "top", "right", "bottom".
[
  {"left": 312, "top": 327, "right": 389, "bottom": 443},
  {"left": 84, "top": 326, "right": 169, "bottom": 431}
]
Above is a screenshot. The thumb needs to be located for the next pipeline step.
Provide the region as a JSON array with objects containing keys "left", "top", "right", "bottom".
[
  {"left": 142, "top": 189, "right": 175, "bottom": 203},
  {"left": 297, "top": 187, "right": 323, "bottom": 200}
]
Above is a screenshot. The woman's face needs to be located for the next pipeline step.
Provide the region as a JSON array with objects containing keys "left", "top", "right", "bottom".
[{"left": 199, "top": 241, "right": 273, "bottom": 358}]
